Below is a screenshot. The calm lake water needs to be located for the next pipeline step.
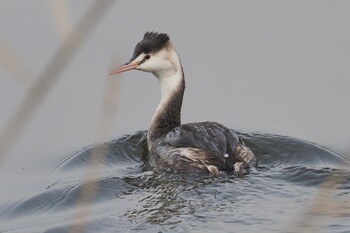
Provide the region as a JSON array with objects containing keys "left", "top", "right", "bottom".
[{"left": 0, "top": 130, "right": 349, "bottom": 233}]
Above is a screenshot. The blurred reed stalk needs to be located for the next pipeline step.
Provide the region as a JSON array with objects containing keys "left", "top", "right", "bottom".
[
  {"left": 286, "top": 170, "right": 349, "bottom": 232},
  {"left": 49, "top": 0, "right": 73, "bottom": 39},
  {"left": 0, "top": 0, "right": 115, "bottom": 165},
  {"left": 69, "top": 67, "right": 121, "bottom": 233},
  {"left": 0, "top": 37, "right": 33, "bottom": 86},
  {"left": 1, "top": 1, "right": 121, "bottom": 232}
]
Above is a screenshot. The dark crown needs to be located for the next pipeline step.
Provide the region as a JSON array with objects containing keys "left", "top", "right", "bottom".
[{"left": 130, "top": 32, "right": 170, "bottom": 61}]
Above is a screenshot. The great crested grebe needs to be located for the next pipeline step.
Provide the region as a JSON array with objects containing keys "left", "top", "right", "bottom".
[{"left": 110, "top": 32, "right": 256, "bottom": 175}]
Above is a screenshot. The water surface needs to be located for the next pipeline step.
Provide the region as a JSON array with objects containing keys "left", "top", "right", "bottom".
[{"left": 0, "top": 131, "right": 349, "bottom": 233}]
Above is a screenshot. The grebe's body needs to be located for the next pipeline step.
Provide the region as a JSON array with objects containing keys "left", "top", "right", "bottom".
[{"left": 110, "top": 32, "right": 256, "bottom": 175}]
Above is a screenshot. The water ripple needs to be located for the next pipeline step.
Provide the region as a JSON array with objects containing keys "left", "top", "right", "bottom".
[{"left": 1, "top": 130, "right": 349, "bottom": 233}]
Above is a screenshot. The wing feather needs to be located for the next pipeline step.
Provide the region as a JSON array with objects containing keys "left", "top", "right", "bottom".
[{"left": 164, "top": 122, "right": 240, "bottom": 157}]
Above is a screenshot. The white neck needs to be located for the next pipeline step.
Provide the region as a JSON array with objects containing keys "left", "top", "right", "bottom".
[
  {"left": 148, "top": 55, "right": 185, "bottom": 143},
  {"left": 153, "top": 44, "right": 183, "bottom": 105},
  {"left": 157, "top": 69, "right": 183, "bottom": 101}
]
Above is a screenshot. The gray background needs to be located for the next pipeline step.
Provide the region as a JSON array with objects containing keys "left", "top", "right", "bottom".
[{"left": 0, "top": 0, "right": 349, "bottom": 179}]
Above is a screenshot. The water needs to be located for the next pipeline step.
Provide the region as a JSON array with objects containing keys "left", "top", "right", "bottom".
[{"left": 0, "top": 131, "right": 349, "bottom": 233}]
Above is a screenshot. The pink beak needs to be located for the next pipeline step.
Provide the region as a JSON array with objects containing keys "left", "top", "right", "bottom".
[{"left": 109, "top": 61, "right": 140, "bottom": 75}]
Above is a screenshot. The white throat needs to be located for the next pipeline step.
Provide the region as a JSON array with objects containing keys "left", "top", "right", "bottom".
[
  {"left": 152, "top": 55, "right": 184, "bottom": 127},
  {"left": 155, "top": 43, "right": 183, "bottom": 102},
  {"left": 157, "top": 68, "right": 183, "bottom": 102},
  {"left": 147, "top": 43, "right": 185, "bottom": 144},
  {"left": 148, "top": 62, "right": 185, "bottom": 145}
]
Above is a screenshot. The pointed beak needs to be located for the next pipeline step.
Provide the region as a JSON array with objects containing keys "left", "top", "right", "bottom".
[{"left": 109, "top": 61, "right": 140, "bottom": 75}]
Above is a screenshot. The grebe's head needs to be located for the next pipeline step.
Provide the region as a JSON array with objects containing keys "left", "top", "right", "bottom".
[{"left": 109, "top": 32, "right": 181, "bottom": 78}]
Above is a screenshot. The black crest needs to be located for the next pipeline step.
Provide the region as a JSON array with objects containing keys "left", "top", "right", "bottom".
[{"left": 130, "top": 32, "right": 170, "bottom": 61}]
